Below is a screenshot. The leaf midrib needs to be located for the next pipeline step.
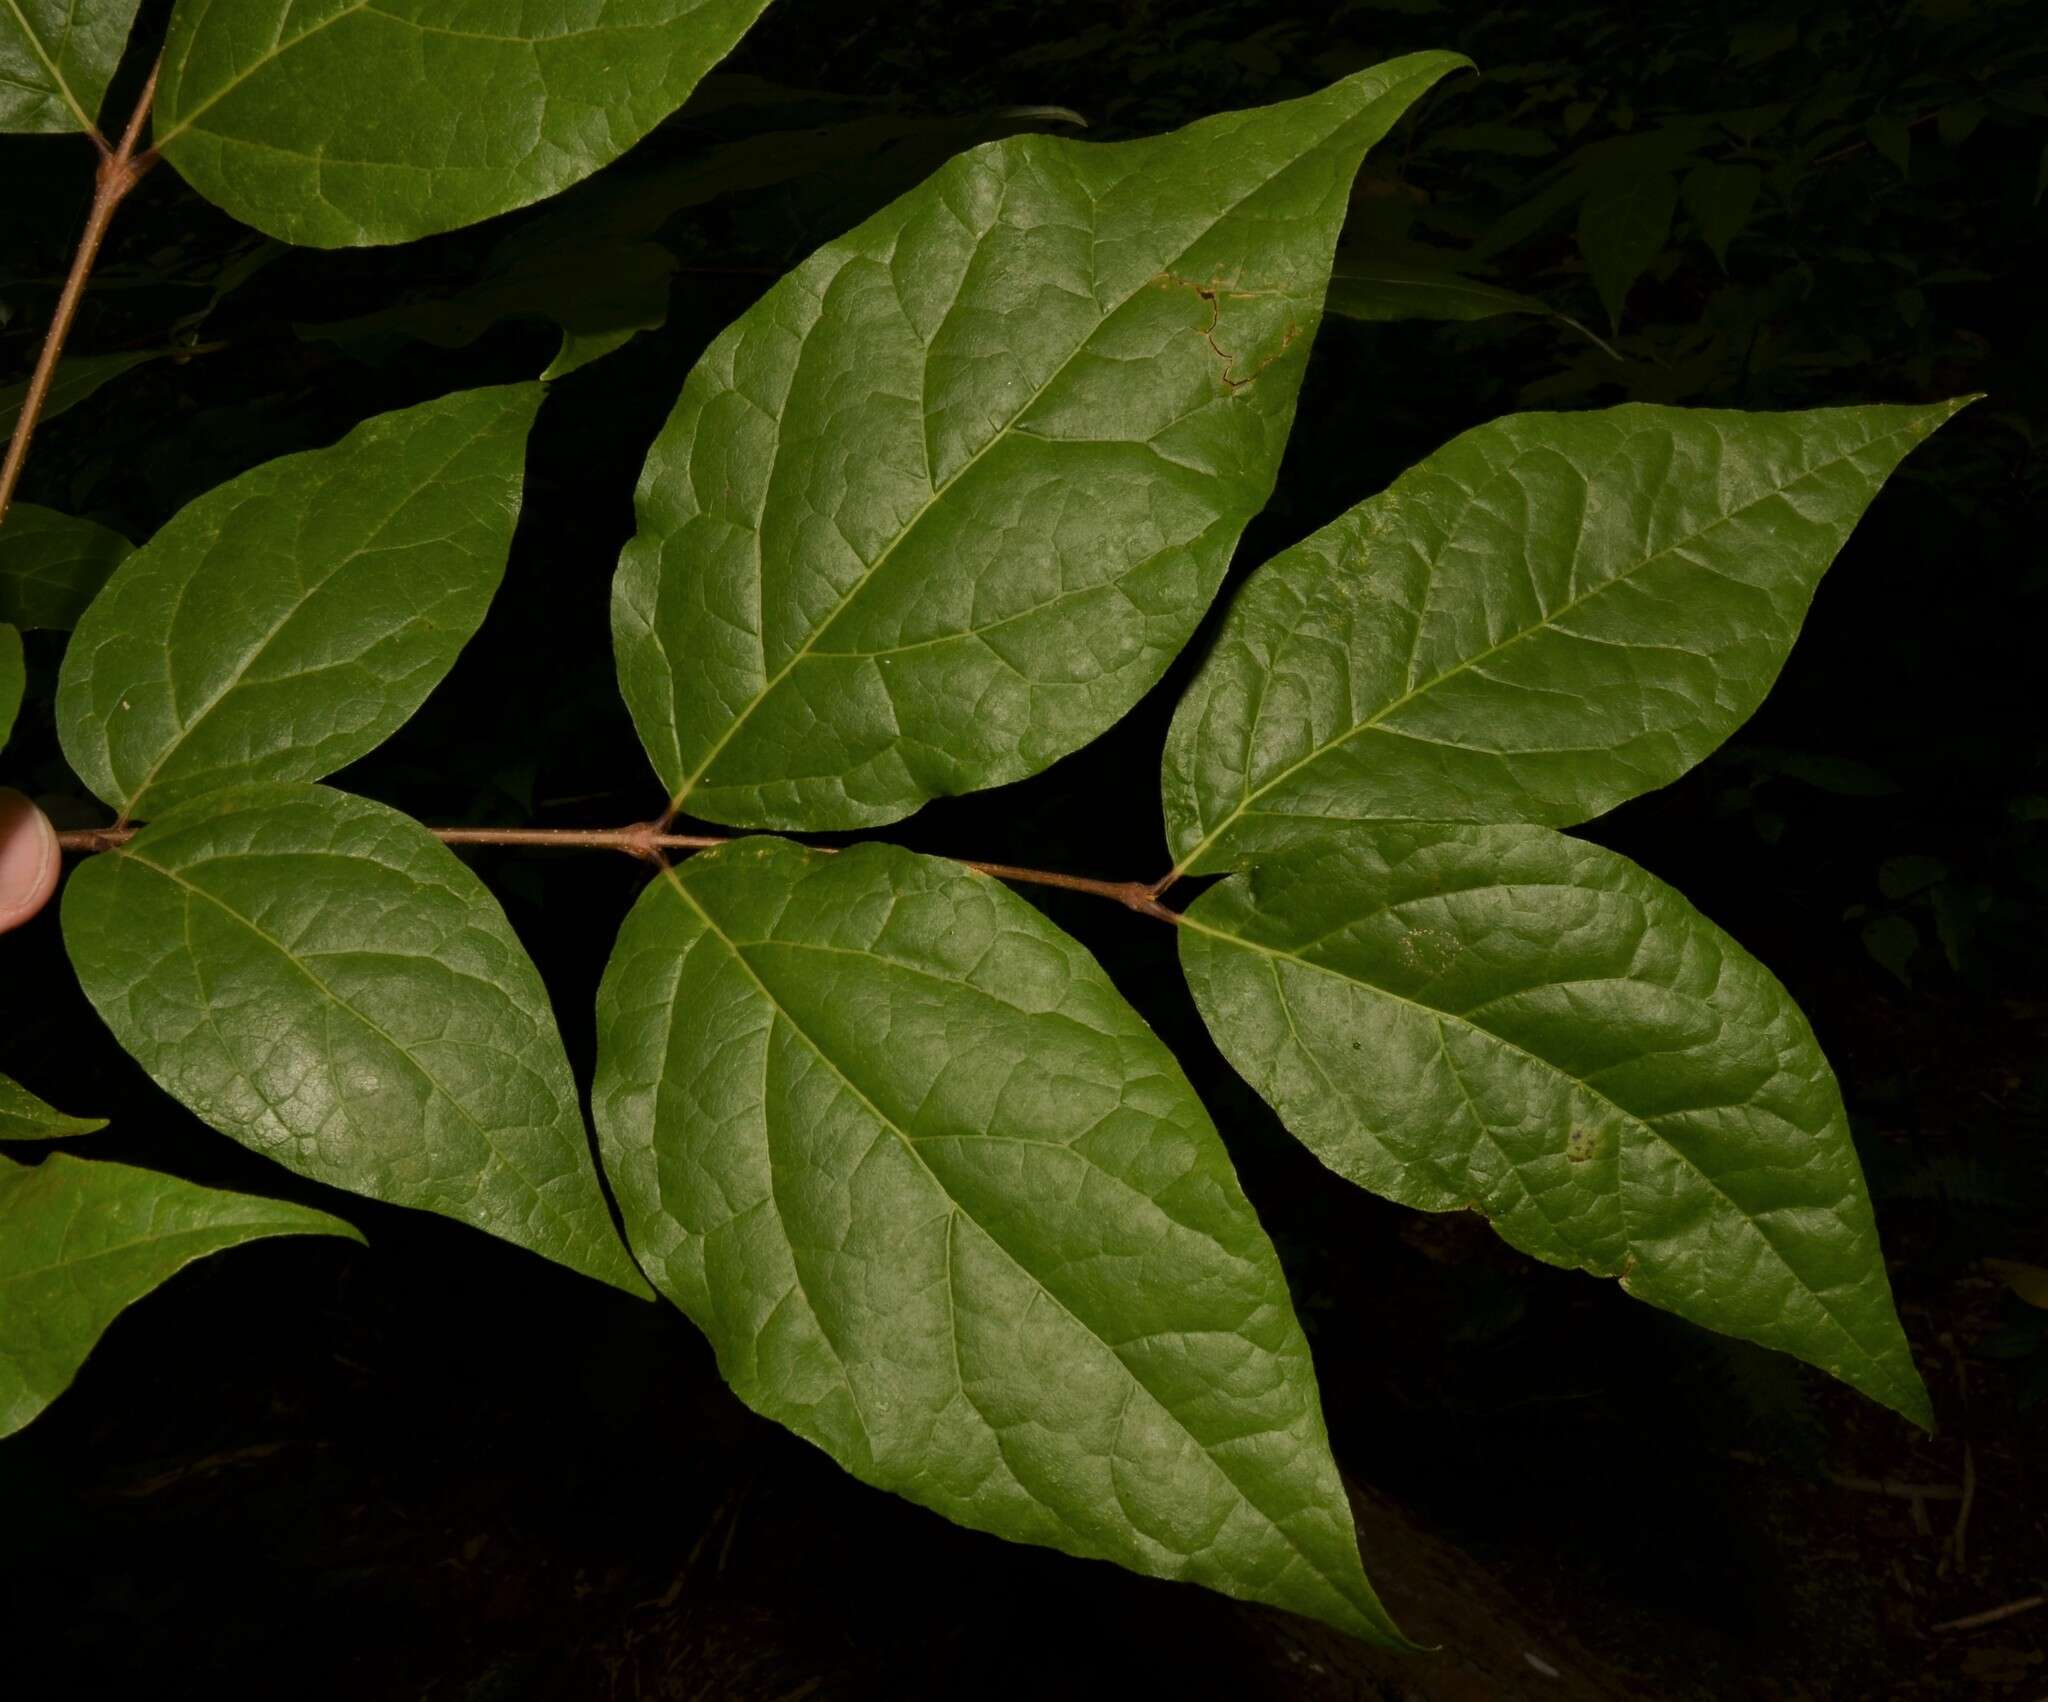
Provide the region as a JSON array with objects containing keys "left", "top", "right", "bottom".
[
  {"left": 656, "top": 864, "right": 1376, "bottom": 1628},
  {"left": 1174, "top": 418, "right": 1929, "bottom": 872}
]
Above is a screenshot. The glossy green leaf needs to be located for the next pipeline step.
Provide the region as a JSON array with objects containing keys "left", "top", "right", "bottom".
[
  {"left": 1577, "top": 168, "right": 1676, "bottom": 331},
  {"left": 1162, "top": 401, "right": 1970, "bottom": 876},
  {"left": 0, "top": 0, "right": 143, "bottom": 133},
  {"left": 1179, "top": 827, "right": 1930, "bottom": 1427},
  {"left": 0, "top": 1072, "right": 106, "bottom": 1139},
  {"left": 0, "top": 622, "right": 20, "bottom": 748},
  {"left": 0, "top": 1151, "right": 358, "bottom": 1437},
  {"left": 1680, "top": 163, "right": 1761, "bottom": 269},
  {"left": 0, "top": 502, "right": 134, "bottom": 630},
  {"left": 62, "top": 783, "right": 651, "bottom": 1298},
  {"left": 0, "top": 348, "right": 163, "bottom": 440},
  {"left": 592, "top": 835, "right": 1401, "bottom": 1642},
  {"left": 152, "top": 0, "right": 777, "bottom": 246},
  {"left": 57, "top": 383, "right": 541, "bottom": 822},
  {"left": 615, "top": 55, "right": 1469, "bottom": 833}
]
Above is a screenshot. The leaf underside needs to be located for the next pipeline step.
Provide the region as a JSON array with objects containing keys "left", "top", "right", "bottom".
[
  {"left": 0, "top": 1151, "right": 359, "bottom": 1437},
  {"left": 1163, "top": 399, "right": 1971, "bottom": 875},
  {"left": 57, "top": 384, "right": 542, "bottom": 822},
  {"left": 593, "top": 836, "right": 1402, "bottom": 1642},
  {"left": 62, "top": 783, "right": 650, "bottom": 1298},
  {"left": 1179, "top": 827, "right": 1930, "bottom": 1427},
  {"left": 153, "top": 0, "right": 777, "bottom": 245},
  {"left": 614, "top": 54, "right": 1469, "bottom": 833}
]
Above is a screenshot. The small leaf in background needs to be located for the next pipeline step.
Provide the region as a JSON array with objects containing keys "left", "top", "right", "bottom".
[
  {"left": 1986, "top": 1259, "right": 2048, "bottom": 1311},
  {"left": 0, "top": 1072, "right": 106, "bottom": 1139},
  {"left": 1680, "top": 162, "right": 1762, "bottom": 269},
  {"left": 1578, "top": 167, "right": 1678, "bottom": 331},
  {"left": 0, "top": 1152, "right": 359, "bottom": 1437},
  {"left": 1326, "top": 251, "right": 1620, "bottom": 358},
  {"left": 1427, "top": 123, "right": 1556, "bottom": 156},
  {"left": 593, "top": 836, "right": 1404, "bottom": 1644},
  {"left": 0, "top": 623, "right": 19, "bottom": 747},
  {"left": 1938, "top": 101, "right": 1985, "bottom": 148},
  {"left": 299, "top": 242, "right": 681, "bottom": 384},
  {"left": 0, "top": 0, "right": 143, "bottom": 134},
  {"left": 152, "top": 0, "right": 778, "bottom": 245},
  {"left": 1179, "top": 828, "right": 1931, "bottom": 1427},
  {"left": 58, "top": 384, "right": 542, "bottom": 821},
  {"left": 0, "top": 349, "right": 166, "bottom": 441},
  {"left": 0, "top": 503, "right": 134, "bottom": 631},
  {"left": 1877, "top": 855, "right": 1948, "bottom": 900},
  {"left": 617, "top": 54, "right": 1469, "bottom": 833},
  {"left": 1868, "top": 115, "right": 1913, "bottom": 176},
  {"left": 1162, "top": 400, "right": 1971, "bottom": 875},
  {"left": 63, "top": 783, "right": 651, "bottom": 1298},
  {"left": 1862, "top": 913, "right": 1920, "bottom": 987}
]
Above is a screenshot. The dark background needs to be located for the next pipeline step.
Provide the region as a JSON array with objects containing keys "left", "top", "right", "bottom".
[{"left": 4, "top": 1, "right": 2046, "bottom": 1696}]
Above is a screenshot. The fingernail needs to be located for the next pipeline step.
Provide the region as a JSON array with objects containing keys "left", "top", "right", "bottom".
[{"left": 0, "top": 788, "right": 60, "bottom": 934}]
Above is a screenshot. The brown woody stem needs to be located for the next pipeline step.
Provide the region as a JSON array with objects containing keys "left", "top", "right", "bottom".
[
  {"left": 0, "top": 60, "right": 163, "bottom": 528},
  {"left": 53, "top": 822, "right": 1185, "bottom": 924}
]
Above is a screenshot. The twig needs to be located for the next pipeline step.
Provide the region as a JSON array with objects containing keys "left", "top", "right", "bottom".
[
  {"left": 1931, "top": 1593, "right": 2048, "bottom": 1634},
  {"left": 1951, "top": 1444, "right": 1977, "bottom": 1574},
  {"left": 0, "top": 58, "right": 163, "bottom": 528},
  {"left": 54, "top": 821, "right": 1187, "bottom": 924}
]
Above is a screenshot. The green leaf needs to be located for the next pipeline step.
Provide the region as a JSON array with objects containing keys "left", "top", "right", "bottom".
[
  {"left": 615, "top": 54, "right": 1470, "bottom": 833},
  {"left": 57, "top": 383, "right": 541, "bottom": 822},
  {"left": 0, "top": 1151, "right": 359, "bottom": 1437},
  {"left": 1867, "top": 115, "right": 1912, "bottom": 177},
  {"left": 1162, "top": 400, "right": 1971, "bottom": 876},
  {"left": 0, "top": 502, "right": 134, "bottom": 630},
  {"left": 1327, "top": 255, "right": 1618, "bottom": 357},
  {"left": 62, "top": 783, "right": 650, "bottom": 1298},
  {"left": 592, "top": 835, "right": 1401, "bottom": 1642},
  {"left": 0, "top": 622, "right": 19, "bottom": 748},
  {"left": 299, "top": 241, "right": 679, "bottom": 384},
  {"left": 1680, "top": 162, "right": 1761, "bottom": 269},
  {"left": 0, "top": 348, "right": 163, "bottom": 441},
  {"left": 0, "top": 0, "right": 143, "bottom": 134},
  {"left": 1178, "top": 828, "right": 1930, "bottom": 1427},
  {"left": 1577, "top": 168, "right": 1677, "bottom": 331},
  {"left": 152, "top": 0, "right": 777, "bottom": 246},
  {"left": 0, "top": 1072, "right": 106, "bottom": 1139}
]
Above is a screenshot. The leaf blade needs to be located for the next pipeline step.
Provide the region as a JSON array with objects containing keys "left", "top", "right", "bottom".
[
  {"left": 0, "top": 622, "right": 19, "bottom": 748},
  {"left": 616, "top": 55, "right": 1469, "bottom": 833},
  {"left": 593, "top": 836, "right": 1401, "bottom": 1641},
  {"left": 1179, "top": 827, "right": 1929, "bottom": 1427},
  {"left": 0, "top": 1151, "right": 359, "bottom": 1437},
  {"left": 0, "top": 0, "right": 142, "bottom": 134},
  {"left": 0, "top": 1072, "right": 107, "bottom": 1139},
  {"left": 0, "top": 503, "right": 134, "bottom": 631},
  {"left": 56, "top": 383, "right": 541, "bottom": 821},
  {"left": 153, "top": 0, "right": 776, "bottom": 246},
  {"left": 1163, "top": 400, "right": 1972, "bottom": 874},
  {"left": 62, "top": 782, "right": 650, "bottom": 1297}
]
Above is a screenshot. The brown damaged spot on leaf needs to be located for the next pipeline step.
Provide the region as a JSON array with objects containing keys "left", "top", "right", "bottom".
[
  {"left": 1566, "top": 1126, "right": 1600, "bottom": 1164},
  {"left": 1151, "top": 272, "right": 1299, "bottom": 391}
]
